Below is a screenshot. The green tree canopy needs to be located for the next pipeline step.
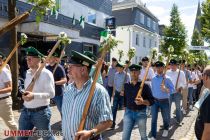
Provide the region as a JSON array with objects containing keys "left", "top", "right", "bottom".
[
  {"left": 200, "top": 0, "right": 210, "bottom": 44},
  {"left": 160, "top": 4, "right": 187, "bottom": 56}
]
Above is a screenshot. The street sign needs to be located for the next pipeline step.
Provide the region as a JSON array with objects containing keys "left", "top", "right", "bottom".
[{"left": 188, "top": 46, "right": 210, "bottom": 50}]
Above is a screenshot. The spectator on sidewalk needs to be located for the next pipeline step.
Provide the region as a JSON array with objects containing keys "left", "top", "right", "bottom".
[{"left": 194, "top": 65, "right": 210, "bottom": 140}]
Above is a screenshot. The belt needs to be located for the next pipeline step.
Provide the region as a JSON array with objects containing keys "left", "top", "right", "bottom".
[
  {"left": 25, "top": 106, "right": 48, "bottom": 112},
  {"left": 0, "top": 96, "right": 10, "bottom": 101},
  {"left": 154, "top": 98, "right": 169, "bottom": 102},
  {"left": 127, "top": 107, "right": 142, "bottom": 112}
]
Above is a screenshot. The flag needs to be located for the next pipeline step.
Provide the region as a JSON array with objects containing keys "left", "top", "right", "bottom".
[
  {"left": 100, "top": 30, "right": 108, "bottom": 42},
  {"left": 79, "top": 16, "right": 85, "bottom": 29},
  {"left": 51, "top": 6, "right": 58, "bottom": 19},
  {"left": 72, "top": 14, "right": 76, "bottom": 25}
]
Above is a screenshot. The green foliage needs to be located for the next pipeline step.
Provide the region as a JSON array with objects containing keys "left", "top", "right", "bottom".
[
  {"left": 118, "top": 50, "right": 124, "bottom": 62},
  {"left": 191, "top": 29, "right": 204, "bottom": 53},
  {"left": 200, "top": 0, "right": 210, "bottom": 44},
  {"left": 27, "top": 0, "right": 56, "bottom": 23},
  {"left": 160, "top": 4, "right": 187, "bottom": 56},
  {"left": 127, "top": 47, "right": 136, "bottom": 61},
  {"left": 20, "top": 33, "right": 28, "bottom": 45},
  {"left": 58, "top": 32, "right": 71, "bottom": 46}
]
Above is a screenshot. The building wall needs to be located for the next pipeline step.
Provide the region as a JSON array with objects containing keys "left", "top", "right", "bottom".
[{"left": 61, "top": 0, "right": 111, "bottom": 28}]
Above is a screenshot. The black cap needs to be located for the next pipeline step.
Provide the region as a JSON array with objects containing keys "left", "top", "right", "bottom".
[
  {"left": 129, "top": 64, "right": 142, "bottom": 71},
  {"left": 179, "top": 60, "right": 186, "bottom": 64},
  {"left": 68, "top": 50, "right": 96, "bottom": 67},
  {"left": 169, "top": 59, "right": 177, "bottom": 65},
  {"left": 112, "top": 57, "right": 117, "bottom": 61},
  {"left": 116, "top": 62, "right": 125, "bottom": 68},
  {"left": 142, "top": 56, "right": 149, "bottom": 62},
  {"left": 155, "top": 61, "right": 165, "bottom": 67},
  {"left": 125, "top": 60, "right": 129, "bottom": 64}
]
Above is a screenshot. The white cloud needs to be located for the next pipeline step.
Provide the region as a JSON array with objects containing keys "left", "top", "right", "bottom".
[{"left": 179, "top": 5, "right": 197, "bottom": 11}]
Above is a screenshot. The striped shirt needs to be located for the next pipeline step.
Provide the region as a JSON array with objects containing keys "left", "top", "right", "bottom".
[{"left": 62, "top": 79, "right": 113, "bottom": 140}]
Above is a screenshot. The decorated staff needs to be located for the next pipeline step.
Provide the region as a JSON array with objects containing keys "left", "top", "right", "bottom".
[
  {"left": 161, "top": 45, "right": 174, "bottom": 85},
  {"left": 25, "top": 31, "right": 70, "bottom": 92},
  {"left": 52, "top": 32, "right": 71, "bottom": 74},
  {"left": 76, "top": 31, "right": 119, "bottom": 135},
  {"left": 136, "top": 47, "right": 157, "bottom": 98},
  {"left": 0, "top": 0, "right": 56, "bottom": 37},
  {"left": 0, "top": 33, "right": 27, "bottom": 73},
  {"left": 118, "top": 49, "right": 124, "bottom": 62},
  {"left": 175, "top": 56, "right": 183, "bottom": 89}
]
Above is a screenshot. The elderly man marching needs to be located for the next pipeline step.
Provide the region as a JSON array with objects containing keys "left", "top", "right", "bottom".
[
  {"left": 62, "top": 51, "right": 113, "bottom": 140},
  {"left": 150, "top": 61, "right": 174, "bottom": 140},
  {"left": 166, "top": 59, "right": 186, "bottom": 125},
  {"left": 0, "top": 52, "right": 18, "bottom": 131},
  {"left": 122, "top": 64, "right": 154, "bottom": 140},
  {"left": 18, "top": 47, "right": 55, "bottom": 140}
]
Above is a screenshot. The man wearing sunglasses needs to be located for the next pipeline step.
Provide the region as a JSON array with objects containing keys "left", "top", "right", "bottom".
[{"left": 195, "top": 65, "right": 210, "bottom": 140}]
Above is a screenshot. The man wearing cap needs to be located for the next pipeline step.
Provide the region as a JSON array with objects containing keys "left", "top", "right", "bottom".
[
  {"left": 150, "top": 61, "right": 174, "bottom": 139},
  {"left": 84, "top": 51, "right": 103, "bottom": 85},
  {"left": 122, "top": 64, "right": 154, "bottom": 140},
  {"left": 0, "top": 52, "right": 18, "bottom": 131},
  {"left": 139, "top": 57, "right": 155, "bottom": 117},
  {"left": 111, "top": 62, "right": 131, "bottom": 129},
  {"left": 62, "top": 50, "right": 112, "bottom": 140},
  {"left": 46, "top": 48, "right": 67, "bottom": 116},
  {"left": 166, "top": 59, "right": 186, "bottom": 125},
  {"left": 18, "top": 47, "right": 55, "bottom": 140},
  {"left": 107, "top": 57, "right": 118, "bottom": 100}
]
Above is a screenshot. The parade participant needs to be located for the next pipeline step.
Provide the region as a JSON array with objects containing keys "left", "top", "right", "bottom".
[
  {"left": 107, "top": 57, "right": 117, "bottom": 100},
  {"left": 150, "top": 61, "right": 174, "bottom": 139},
  {"left": 18, "top": 47, "right": 55, "bottom": 140},
  {"left": 122, "top": 64, "right": 154, "bottom": 140},
  {"left": 188, "top": 67, "right": 197, "bottom": 110},
  {"left": 111, "top": 62, "right": 131, "bottom": 129},
  {"left": 46, "top": 48, "right": 67, "bottom": 116},
  {"left": 139, "top": 57, "right": 155, "bottom": 117},
  {"left": 180, "top": 60, "right": 192, "bottom": 114},
  {"left": 62, "top": 51, "right": 112, "bottom": 140},
  {"left": 194, "top": 65, "right": 210, "bottom": 140},
  {"left": 0, "top": 52, "right": 18, "bottom": 131},
  {"left": 166, "top": 59, "right": 186, "bottom": 124}
]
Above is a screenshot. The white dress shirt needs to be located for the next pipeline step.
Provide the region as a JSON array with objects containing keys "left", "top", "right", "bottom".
[
  {"left": 166, "top": 69, "right": 186, "bottom": 91},
  {"left": 139, "top": 67, "right": 155, "bottom": 86},
  {"left": 24, "top": 68, "right": 55, "bottom": 108},
  {"left": 0, "top": 67, "right": 11, "bottom": 98}
]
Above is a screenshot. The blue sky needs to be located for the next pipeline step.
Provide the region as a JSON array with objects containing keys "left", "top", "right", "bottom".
[{"left": 141, "top": 0, "right": 205, "bottom": 45}]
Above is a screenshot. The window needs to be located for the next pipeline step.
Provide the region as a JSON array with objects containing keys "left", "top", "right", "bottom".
[
  {"left": 136, "top": 34, "right": 139, "bottom": 46},
  {"left": 135, "top": 56, "right": 138, "bottom": 64},
  {"left": 153, "top": 21, "right": 156, "bottom": 30},
  {"left": 155, "top": 41, "right": 157, "bottom": 47},
  {"left": 139, "top": 56, "right": 141, "bottom": 62},
  {"left": 83, "top": 44, "right": 93, "bottom": 53},
  {"left": 147, "top": 17, "right": 150, "bottom": 27},
  {"left": 149, "top": 39, "right": 152, "bottom": 48},
  {"left": 143, "top": 36, "right": 146, "bottom": 47},
  {"left": 88, "top": 9, "right": 96, "bottom": 24},
  {"left": 140, "top": 13, "right": 144, "bottom": 24}
]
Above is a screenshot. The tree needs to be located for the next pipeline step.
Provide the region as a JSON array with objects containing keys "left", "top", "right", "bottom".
[
  {"left": 160, "top": 4, "right": 187, "bottom": 55},
  {"left": 200, "top": 0, "right": 210, "bottom": 44},
  {"left": 190, "top": 29, "right": 208, "bottom": 66}
]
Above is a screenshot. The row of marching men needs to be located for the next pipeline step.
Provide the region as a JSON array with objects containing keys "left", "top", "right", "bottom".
[
  {"left": 0, "top": 45, "right": 206, "bottom": 140},
  {"left": 105, "top": 56, "right": 204, "bottom": 140}
]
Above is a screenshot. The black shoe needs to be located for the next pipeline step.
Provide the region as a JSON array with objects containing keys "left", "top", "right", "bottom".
[{"left": 110, "top": 123, "right": 115, "bottom": 130}]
